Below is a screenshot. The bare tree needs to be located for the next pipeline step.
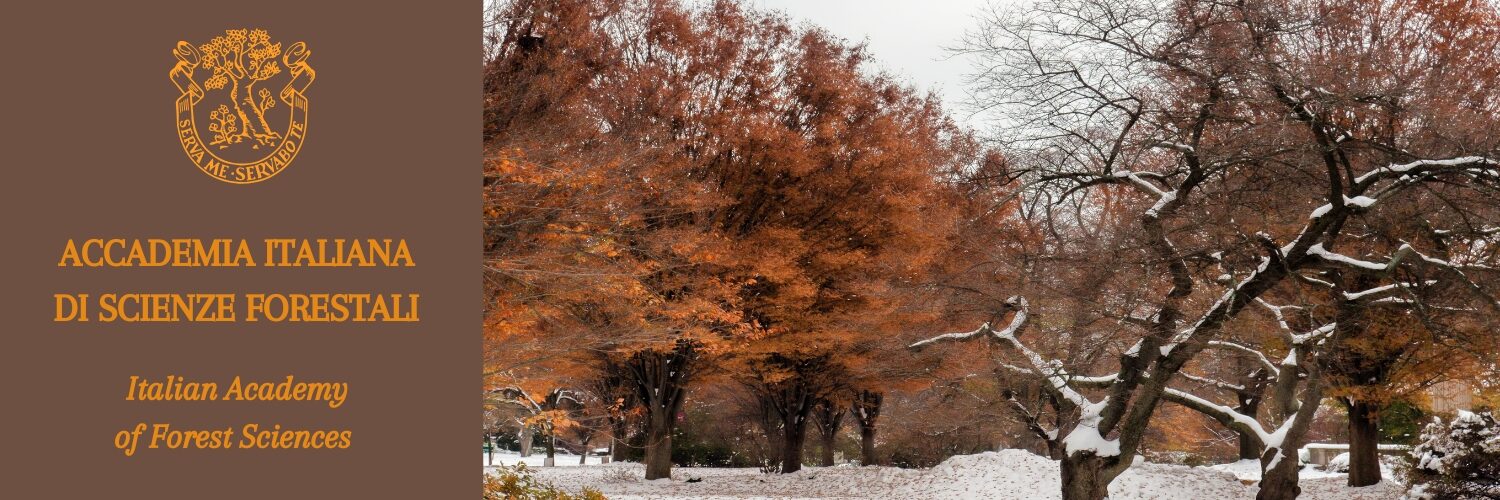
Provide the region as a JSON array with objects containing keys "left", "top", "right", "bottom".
[{"left": 913, "top": 1, "right": 1500, "bottom": 499}]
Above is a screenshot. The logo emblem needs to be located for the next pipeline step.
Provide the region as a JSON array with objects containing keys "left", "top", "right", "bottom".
[{"left": 170, "top": 29, "right": 314, "bottom": 184}]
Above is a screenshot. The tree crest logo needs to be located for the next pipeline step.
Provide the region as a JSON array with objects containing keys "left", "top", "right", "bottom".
[{"left": 169, "top": 29, "right": 314, "bottom": 184}]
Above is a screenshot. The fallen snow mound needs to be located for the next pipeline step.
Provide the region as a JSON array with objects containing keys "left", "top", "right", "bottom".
[{"left": 891, "top": 449, "right": 1247, "bottom": 499}]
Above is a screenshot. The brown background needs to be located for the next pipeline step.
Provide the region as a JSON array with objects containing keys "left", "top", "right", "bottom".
[{"left": 0, "top": 1, "right": 477, "bottom": 497}]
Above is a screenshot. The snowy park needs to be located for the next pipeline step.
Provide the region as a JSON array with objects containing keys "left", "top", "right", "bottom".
[
  {"left": 484, "top": 0, "right": 1500, "bottom": 498},
  {"left": 482, "top": 449, "right": 1407, "bottom": 499}
]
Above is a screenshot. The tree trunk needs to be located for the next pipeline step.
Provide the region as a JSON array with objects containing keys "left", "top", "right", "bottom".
[
  {"left": 598, "top": 353, "right": 638, "bottom": 464},
  {"left": 627, "top": 423, "right": 648, "bottom": 462},
  {"left": 1260, "top": 345, "right": 1326, "bottom": 499},
  {"left": 1325, "top": 275, "right": 1387, "bottom": 488},
  {"left": 1236, "top": 393, "right": 1263, "bottom": 460},
  {"left": 519, "top": 426, "right": 534, "bottom": 457},
  {"left": 1256, "top": 446, "right": 1302, "bottom": 500},
  {"left": 812, "top": 399, "right": 843, "bottom": 467},
  {"left": 544, "top": 431, "right": 556, "bottom": 466},
  {"left": 1044, "top": 440, "right": 1067, "bottom": 460},
  {"left": 764, "top": 375, "right": 817, "bottom": 474},
  {"left": 626, "top": 343, "right": 694, "bottom": 480},
  {"left": 1059, "top": 454, "right": 1115, "bottom": 500},
  {"left": 229, "top": 79, "right": 254, "bottom": 141},
  {"left": 852, "top": 390, "right": 882, "bottom": 466},
  {"left": 859, "top": 425, "right": 877, "bottom": 466},
  {"left": 781, "top": 413, "right": 808, "bottom": 474},
  {"left": 610, "top": 440, "right": 627, "bottom": 463},
  {"left": 1237, "top": 432, "right": 1260, "bottom": 461},
  {"left": 643, "top": 410, "right": 674, "bottom": 480},
  {"left": 611, "top": 414, "right": 631, "bottom": 463},
  {"left": 1347, "top": 399, "right": 1383, "bottom": 487},
  {"left": 819, "top": 429, "right": 836, "bottom": 466},
  {"left": 244, "top": 81, "right": 275, "bottom": 137}
]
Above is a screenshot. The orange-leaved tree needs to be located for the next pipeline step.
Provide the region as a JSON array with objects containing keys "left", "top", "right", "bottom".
[{"left": 483, "top": 0, "right": 981, "bottom": 478}]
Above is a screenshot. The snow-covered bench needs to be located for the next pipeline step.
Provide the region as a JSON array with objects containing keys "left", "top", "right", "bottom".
[{"left": 1301, "top": 443, "right": 1411, "bottom": 466}]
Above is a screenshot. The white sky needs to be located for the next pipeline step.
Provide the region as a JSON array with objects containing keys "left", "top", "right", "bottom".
[
  {"left": 749, "top": 0, "right": 1001, "bottom": 125},
  {"left": 486, "top": 0, "right": 1008, "bottom": 125}
]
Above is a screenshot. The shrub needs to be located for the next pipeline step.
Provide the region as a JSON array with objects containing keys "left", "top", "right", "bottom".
[
  {"left": 483, "top": 464, "right": 605, "bottom": 500},
  {"left": 1323, "top": 452, "right": 1351, "bottom": 473},
  {"left": 1408, "top": 411, "right": 1500, "bottom": 499},
  {"left": 1383, "top": 400, "right": 1427, "bottom": 445}
]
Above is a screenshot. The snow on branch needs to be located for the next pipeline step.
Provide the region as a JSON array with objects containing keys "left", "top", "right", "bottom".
[
  {"left": 554, "top": 389, "right": 584, "bottom": 406},
  {"left": 1403, "top": 245, "right": 1500, "bottom": 313},
  {"left": 1254, "top": 298, "right": 1300, "bottom": 334},
  {"left": 1405, "top": 243, "right": 1497, "bottom": 272},
  {"left": 912, "top": 297, "right": 1129, "bottom": 457},
  {"left": 1155, "top": 178, "right": 1357, "bottom": 364},
  {"left": 911, "top": 297, "right": 1093, "bottom": 407},
  {"left": 1023, "top": 170, "right": 1177, "bottom": 218},
  {"left": 907, "top": 324, "right": 993, "bottom": 350},
  {"left": 1291, "top": 323, "right": 1337, "bottom": 345},
  {"left": 1162, "top": 387, "right": 1270, "bottom": 445},
  {"left": 1064, "top": 399, "right": 1121, "bottom": 457},
  {"left": 1109, "top": 170, "right": 1169, "bottom": 198},
  {"left": 1164, "top": 254, "right": 1279, "bottom": 355},
  {"left": 1068, "top": 373, "right": 1123, "bottom": 388},
  {"left": 1353, "top": 156, "right": 1497, "bottom": 185},
  {"left": 1309, "top": 195, "right": 1378, "bottom": 219},
  {"left": 1101, "top": 170, "right": 1179, "bottom": 217},
  {"left": 1145, "top": 190, "right": 1178, "bottom": 218},
  {"left": 908, "top": 296, "right": 1030, "bottom": 350},
  {"left": 1308, "top": 239, "right": 1500, "bottom": 311},
  {"left": 1004, "top": 390, "right": 1061, "bottom": 444},
  {"left": 1343, "top": 280, "right": 1437, "bottom": 301},
  {"left": 1295, "top": 273, "right": 1336, "bottom": 288},
  {"left": 1180, "top": 372, "right": 1245, "bottom": 392},
  {"left": 1254, "top": 298, "right": 1335, "bottom": 345},
  {"left": 996, "top": 361, "right": 1119, "bottom": 389},
  {"left": 1433, "top": 226, "right": 1500, "bottom": 237},
  {"left": 1306, "top": 243, "right": 1411, "bottom": 272},
  {"left": 1204, "top": 340, "right": 1279, "bottom": 376}
]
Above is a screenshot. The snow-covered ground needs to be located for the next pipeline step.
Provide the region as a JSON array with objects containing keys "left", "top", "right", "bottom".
[
  {"left": 484, "top": 449, "right": 1408, "bottom": 499},
  {"left": 1207, "top": 458, "right": 1343, "bottom": 481}
]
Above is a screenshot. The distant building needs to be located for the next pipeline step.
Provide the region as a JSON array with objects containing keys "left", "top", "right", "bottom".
[{"left": 1429, "top": 380, "right": 1473, "bottom": 414}]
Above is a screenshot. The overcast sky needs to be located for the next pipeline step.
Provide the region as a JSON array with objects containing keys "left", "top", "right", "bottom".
[{"left": 749, "top": 0, "right": 1000, "bottom": 125}]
